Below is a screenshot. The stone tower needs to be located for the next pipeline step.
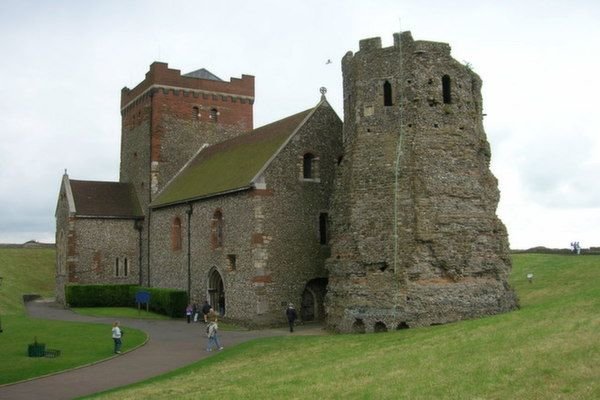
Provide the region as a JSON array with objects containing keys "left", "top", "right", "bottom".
[
  {"left": 325, "top": 32, "right": 518, "bottom": 333},
  {"left": 119, "top": 62, "right": 255, "bottom": 210}
]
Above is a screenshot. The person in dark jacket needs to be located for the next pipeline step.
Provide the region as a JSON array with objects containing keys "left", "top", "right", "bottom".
[
  {"left": 286, "top": 303, "right": 297, "bottom": 332},
  {"left": 201, "top": 301, "right": 212, "bottom": 323}
]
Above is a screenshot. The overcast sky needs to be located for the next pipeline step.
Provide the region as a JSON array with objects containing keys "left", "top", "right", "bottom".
[{"left": 0, "top": 0, "right": 598, "bottom": 249}]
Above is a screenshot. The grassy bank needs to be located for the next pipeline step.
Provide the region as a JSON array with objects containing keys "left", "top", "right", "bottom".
[
  {"left": 88, "top": 254, "right": 600, "bottom": 399},
  {"left": 0, "top": 248, "right": 56, "bottom": 316},
  {"left": 0, "top": 248, "right": 146, "bottom": 385}
]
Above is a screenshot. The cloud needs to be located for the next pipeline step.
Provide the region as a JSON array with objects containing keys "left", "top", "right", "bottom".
[{"left": 0, "top": 1, "right": 599, "bottom": 249}]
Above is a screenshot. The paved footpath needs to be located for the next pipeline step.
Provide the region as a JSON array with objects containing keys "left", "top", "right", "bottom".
[{"left": 0, "top": 300, "right": 325, "bottom": 400}]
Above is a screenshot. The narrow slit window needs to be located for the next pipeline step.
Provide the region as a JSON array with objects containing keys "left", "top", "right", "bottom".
[
  {"left": 123, "top": 258, "right": 129, "bottom": 277},
  {"left": 303, "top": 153, "right": 314, "bottom": 179},
  {"left": 115, "top": 257, "right": 120, "bottom": 277},
  {"left": 319, "top": 212, "right": 328, "bottom": 245},
  {"left": 212, "top": 210, "right": 224, "bottom": 248},
  {"left": 383, "top": 81, "right": 393, "bottom": 106},
  {"left": 442, "top": 75, "right": 452, "bottom": 104}
]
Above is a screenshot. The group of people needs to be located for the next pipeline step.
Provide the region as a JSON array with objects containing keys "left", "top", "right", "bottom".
[
  {"left": 111, "top": 301, "right": 300, "bottom": 354},
  {"left": 186, "top": 301, "right": 212, "bottom": 324},
  {"left": 185, "top": 301, "right": 223, "bottom": 351}
]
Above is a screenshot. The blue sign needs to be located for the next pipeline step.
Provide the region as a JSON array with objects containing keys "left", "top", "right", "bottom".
[{"left": 136, "top": 291, "right": 150, "bottom": 304}]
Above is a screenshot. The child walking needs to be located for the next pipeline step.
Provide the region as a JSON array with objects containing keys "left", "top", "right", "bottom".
[{"left": 112, "top": 321, "right": 123, "bottom": 354}]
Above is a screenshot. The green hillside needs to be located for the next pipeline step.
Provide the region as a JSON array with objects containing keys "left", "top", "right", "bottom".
[
  {"left": 88, "top": 254, "right": 600, "bottom": 399},
  {"left": 0, "top": 247, "right": 56, "bottom": 316},
  {"left": 0, "top": 247, "right": 146, "bottom": 385}
]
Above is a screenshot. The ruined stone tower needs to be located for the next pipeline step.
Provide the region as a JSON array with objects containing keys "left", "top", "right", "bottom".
[{"left": 325, "top": 32, "right": 518, "bottom": 333}]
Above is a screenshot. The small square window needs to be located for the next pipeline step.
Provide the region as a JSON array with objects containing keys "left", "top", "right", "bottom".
[{"left": 227, "top": 254, "right": 237, "bottom": 270}]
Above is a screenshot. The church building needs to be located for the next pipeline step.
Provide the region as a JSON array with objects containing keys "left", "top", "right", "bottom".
[{"left": 56, "top": 32, "right": 518, "bottom": 331}]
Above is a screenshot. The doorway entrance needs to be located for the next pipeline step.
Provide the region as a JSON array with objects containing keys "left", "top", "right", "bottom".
[
  {"left": 208, "top": 268, "right": 225, "bottom": 316},
  {"left": 300, "top": 278, "right": 327, "bottom": 322}
]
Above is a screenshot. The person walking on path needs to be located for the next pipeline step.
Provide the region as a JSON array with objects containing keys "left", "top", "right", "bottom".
[
  {"left": 206, "top": 307, "right": 218, "bottom": 323},
  {"left": 205, "top": 308, "right": 223, "bottom": 351},
  {"left": 192, "top": 303, "right": 199, "bottom": 322},
  {"left": 112, "top": 321, "right": 123, "bottom": 354},
  {"left": 202, "top": 300, "right": 212, "bottom": 322},
  {"left": 286, "top": 303, "right": 297, "bottom": 333},
  {"left": 185, "top": 304, "right": 193, "bottom": 323}
]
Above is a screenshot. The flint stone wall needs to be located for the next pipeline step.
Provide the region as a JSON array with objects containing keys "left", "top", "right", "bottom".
[
  {"left": 325, "top": 32, "right": 518, "bottom": 333},
  {"left": 149, "top": 102, "right": 342, "bottom": 327}
]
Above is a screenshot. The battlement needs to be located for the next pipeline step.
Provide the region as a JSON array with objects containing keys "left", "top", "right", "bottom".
[
  {"left": 358, "top": 37, "right": 382, "bottom": 51},
  {"left": 121, "top": 62, "right": 255, "bottom": 109},
  {"left": 346, "top": 31, "right": 451, "bottom": 60}
]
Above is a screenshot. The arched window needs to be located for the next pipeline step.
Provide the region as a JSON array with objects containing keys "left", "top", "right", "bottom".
[
  {"left": 383, "top": 80, "right": 393, "bottom": 106},
  {"left": 192, "top": 106, "right": 200, "bottom": 120},
  {"left": 442, "top": 75, "right": 452, "bottom": 104},
  {"left": 211, "top": 210, "right": 224, "bottom": 248},
  {"left": 171, "top": 217, "right": 182, "bottom": 251},
  {"left": 303, "top": 153, "right": 314, "bottom": 179},
  {"left": 210, "top": 108, "right": 219, "bottom": 122}
]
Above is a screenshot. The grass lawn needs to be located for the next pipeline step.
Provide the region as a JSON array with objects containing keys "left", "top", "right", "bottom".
[
  {"left": 86, "top": 254, "right": 600, "bottom": 400},
  {"left": 0, "top": 248, "right": 147, "bottom": 385},
  {"left": 0, "top": 315, "right": 146, "bottom": 385}
]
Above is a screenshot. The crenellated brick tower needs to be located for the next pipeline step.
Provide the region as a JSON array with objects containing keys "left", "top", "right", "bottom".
[{"left": 119, "top": 62, "right": 255, "bottom": 209}]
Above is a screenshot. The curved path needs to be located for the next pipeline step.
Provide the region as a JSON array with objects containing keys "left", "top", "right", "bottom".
[{"left": 0, "top": 301, "right": 324, "bottom": 400}]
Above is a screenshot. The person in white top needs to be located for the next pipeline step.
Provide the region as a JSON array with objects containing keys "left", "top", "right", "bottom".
[{"left": 112, "top": 321, "right": 123, "bottom": 354}]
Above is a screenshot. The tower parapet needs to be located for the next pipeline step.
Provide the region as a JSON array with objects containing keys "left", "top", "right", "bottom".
[{"left": 326, "top": 32, "right": 518, "bottom": 333}]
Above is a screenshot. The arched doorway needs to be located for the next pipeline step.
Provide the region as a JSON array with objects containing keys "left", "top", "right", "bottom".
[
  {"left": 208, "top": 268, "right": 225, "bottom": 316},
  {"left": 300, "top": 278, "right": 327, "bottom": 322}
]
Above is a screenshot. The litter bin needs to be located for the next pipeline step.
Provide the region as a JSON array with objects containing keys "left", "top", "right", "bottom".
[{"left": 28, "top": 342, "right": 46, "bottom": 357}]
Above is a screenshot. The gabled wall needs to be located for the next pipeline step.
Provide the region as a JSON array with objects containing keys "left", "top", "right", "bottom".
[{"left": 148, "top": 101, "right": 342, "bottom": 327}]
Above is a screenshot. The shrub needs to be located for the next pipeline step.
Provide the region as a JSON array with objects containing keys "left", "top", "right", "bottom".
[
  {"left": 66, "top": 284, "right": 187, "bottom": 318},
  {"left": 130, "top": 287, "right": 187, "bottom": 318},
  {"left": 66, "top": 284, "right": 139, "bottom": 307}
]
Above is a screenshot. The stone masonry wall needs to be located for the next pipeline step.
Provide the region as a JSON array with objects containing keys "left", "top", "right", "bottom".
[
  {"left": 148, "top": 101, "right": 342, "bottom": 327},
  {"left": 55, "top": 182, "right": 72, "bottom": 304},
  {"left": 326, "top": 32, "right": 518, "bottom": 333},
  {"left": 64, "top": 218, "right": 140, "bottom": 295},
  {"left": 251, "top": 101, "right": 343, "bottom": 326}
]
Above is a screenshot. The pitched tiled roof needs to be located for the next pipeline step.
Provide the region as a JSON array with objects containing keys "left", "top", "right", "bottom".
[
  {"left": 151, "top": 107, "right": 315, "bottom": 208},
  {"left": 183, "top": 68, "right": 223, "bottom": 81},
  {"left": 70, "top": 180, "right": 143, "bottom": 218}
]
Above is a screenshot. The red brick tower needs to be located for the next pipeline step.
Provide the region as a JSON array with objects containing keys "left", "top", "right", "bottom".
[{"left": 119, "top": 62, "right": 255, "bottom": 209}]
